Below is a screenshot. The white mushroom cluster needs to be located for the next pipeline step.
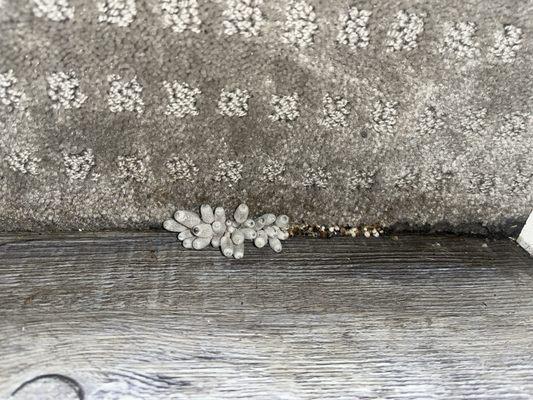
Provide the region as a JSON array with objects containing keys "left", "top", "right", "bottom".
[{"left": 163, "top": 204, "right": 290, "bottom": 259}]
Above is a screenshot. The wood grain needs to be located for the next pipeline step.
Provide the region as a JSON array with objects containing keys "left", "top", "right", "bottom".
[{"left": 1, "top": 232, "right": 533, "bottom": 399}]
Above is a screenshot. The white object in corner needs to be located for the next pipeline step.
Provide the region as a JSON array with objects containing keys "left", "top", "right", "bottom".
[{"left": 518, "top": 211, "right": 533, "bottom": 255}]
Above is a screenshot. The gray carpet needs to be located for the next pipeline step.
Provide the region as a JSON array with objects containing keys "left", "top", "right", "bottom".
[{"left": 0, "top": 0, "right": 531, "bottom": 233}]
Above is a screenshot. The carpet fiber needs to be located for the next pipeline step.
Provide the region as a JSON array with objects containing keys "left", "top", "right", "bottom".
[{"left": 0, "top": 0, "right": 531, "bottom": 233}]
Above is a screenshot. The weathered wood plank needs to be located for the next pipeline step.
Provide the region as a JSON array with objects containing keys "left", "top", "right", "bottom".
[{"left": 1, "top": 233, "right": 533, "bottom": 399}]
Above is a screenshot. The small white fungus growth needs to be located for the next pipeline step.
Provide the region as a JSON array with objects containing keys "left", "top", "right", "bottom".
[
  {"left": 46, "top": 72, "right": 87, "bottom": 110},
  {"left": 107, "top": 75, "right": 144, "bottom": 114},
  {"left": 163, "top": 81, "right": 201, "bottom": 118},
  {"left": 461, "top": 108, "right": 487, "bottom": 135},
  {"left": 492, "top": 25, "right": 523, "bottom": 63},
  {"left": 0, "top": 70, "right": 24, "bottom": 110},
  {"left": 164, "top": 203, "right": 290, "bottom": 259},
  {"left": 283, "top": 1, "right": 318, "bottom": 48},
  {"left": 32, "top": 0, "right": 74, "bottom": 21},
  {"left": 321, "top": 94, "right": 349, "bottom": 128},
  {"left": 337, "top": 6, "right": 371, "bottom": 50},
  {"left": 165, "top": 155, "right": 199, "bottom": 182},
  {"left": 303, "top": 166, "right": 331, "bottom": 189},
  {"left": 161, "top": 0, "right": 201, "bottom": 33},
  {"left": 385, "top": 10, "right": 424, "bottom": 52},
  {"left": 98, "top": 0, "right": 137, "bottom": 27},
  {"left": 416, "top": 106, "right": 445, "bottom": 135},
  {"left": 441, "top": 21, "right": 480, "bottom": 59},
  {"left": 117, "top": 155, "right": 147, "bottom": 183},
  {"left": 270, "top": 93, "right": 299, "bottom": 122},
  {"left": 63, "top": 149, "right": 95, "bottom": 181},
  {"left": 215, "top": 159, "right": 243, "bottom": 187},
  {"left": 6, "top": 150, "right": 40, "bottom": 175},
  {"left": 261, "top": 159, "right": 286, "bottom": 182},
  {"left": 222, "top": 0, "right": 264, "bottom": 37},
  {"left": 372, "top": 100, "right": 398, "bottom": 135},
  {"left": 217, "top": 88, "right": 249, "bottom": 117}
]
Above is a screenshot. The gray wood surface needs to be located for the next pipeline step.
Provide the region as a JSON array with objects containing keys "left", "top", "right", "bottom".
[{"left": 1, "top": 232, "right": 533, "bottom": 400}]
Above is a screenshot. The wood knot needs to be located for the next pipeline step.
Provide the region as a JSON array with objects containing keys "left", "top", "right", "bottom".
[{"left": 11, "top": 374, "right": 83, "bottom": 400}]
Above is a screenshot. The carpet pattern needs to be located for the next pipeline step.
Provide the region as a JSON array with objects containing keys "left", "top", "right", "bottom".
[{"left": 0, "top": 0, "right": 531, "bottom": 232}]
